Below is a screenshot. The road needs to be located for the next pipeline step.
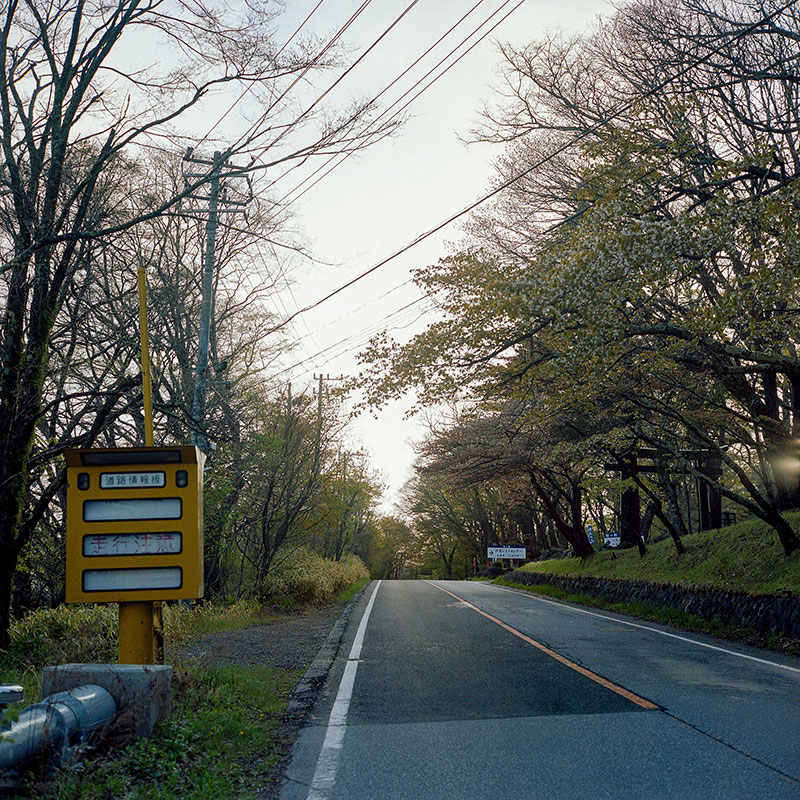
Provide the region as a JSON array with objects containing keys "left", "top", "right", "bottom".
[{"left": 279, "top": 580, "right": 800, "bottom": 799}]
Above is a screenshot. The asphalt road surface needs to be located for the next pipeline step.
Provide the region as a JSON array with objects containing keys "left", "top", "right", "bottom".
[{"left": 279, "top": 580, "right": 800, "bottom": 800}]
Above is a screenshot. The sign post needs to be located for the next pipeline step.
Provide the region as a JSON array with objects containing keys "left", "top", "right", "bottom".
[
  {"left": 65, "top": 446, "right": 205, "bottom": 664},
  {"left": 119, "top": 601, "right": 156, "bottom": 664}
]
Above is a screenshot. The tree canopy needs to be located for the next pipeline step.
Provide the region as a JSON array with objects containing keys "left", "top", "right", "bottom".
[
  {"left": 360, "top": 0, "right": 800, "bottom": 565},
  {"left": 0, "top": 0, "right": 398, "bottom": 642}
]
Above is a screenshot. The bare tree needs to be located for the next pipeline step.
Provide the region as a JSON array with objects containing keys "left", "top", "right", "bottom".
[{"left": 0, "top": 0, "right": 398, "bottom": 643}]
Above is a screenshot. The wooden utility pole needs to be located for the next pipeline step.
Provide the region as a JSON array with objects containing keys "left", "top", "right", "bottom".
[
  {"left": 182, "top": 149, "right": 251, "bottom": 451},
  {"left": 313, "top": 374, "right": 345, "bottom": 465}
]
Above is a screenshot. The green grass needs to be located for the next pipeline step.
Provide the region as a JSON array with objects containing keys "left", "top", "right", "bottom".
[
  {"left": 0, "top": 569, "right": 372, "bottom": 798},
  {"left": 30, "top": 664, "right": 301, "bottom": 800},
  {"left": 0, "top": 601, "right": 276, "bottom": 708},
  {"left": 495, "top": 578, "right": 800, "bottom": 656},
  {"left": 519, "top": 512, "right": 800, "bottom": 597},
  {"left": 0, "top": 604, "right": 120, "bottom": 711},
  {"left": 258, "top": 550, "right": 369, "bottom": 605},
  {"left": 162, "top": 599, "right": 277, "bottom": 645},
  {"left": 331, "top": 575, "right": 370, "bottom": 606}
]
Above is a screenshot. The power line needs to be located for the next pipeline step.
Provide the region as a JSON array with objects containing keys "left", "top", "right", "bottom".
[
  {"left": 274, "top": 0, "right": 506, "bottom": 207},
  {"left": 199, "top": 0, "right": 331, "bottom": 145},
  {"left": 291, "top": 277, "right": 417, "bottom": 343},
  {"left": 182, "top": 2, "right": 528, "bottom": 223},
  {"left": 238, "top": 0, "right": 517, "bottom": 204},
  {"left": 210, "top": 0, "right": 377, "bottom": 165},
  {"left": 271, "top": 289, "right": 440, "bottom": 379},
  {"left": 136, "top": 2, "right": 505, "bottom": 196},
  {"left": 263, "top": 0, "right": 800, "bottom": 342},
  {"left": 237, "top": 0, "right": 420, "bottom": 164}
]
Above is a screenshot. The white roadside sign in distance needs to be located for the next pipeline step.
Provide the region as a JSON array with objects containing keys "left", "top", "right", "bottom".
[{"left": 487, "top": 546, "right": 527, "bottom": 560}]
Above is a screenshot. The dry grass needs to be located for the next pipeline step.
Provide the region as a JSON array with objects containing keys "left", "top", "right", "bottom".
[{"left": 258, "top": 549, "right": 369, "bottom": 605}]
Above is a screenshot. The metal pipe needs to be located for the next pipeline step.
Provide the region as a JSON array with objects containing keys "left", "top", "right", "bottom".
[
  {"left": 0, "top": 685, "right": 23, "bottom": 720},
  {"left": 0, "top": 684, "right": 116, "bottom": 771}
]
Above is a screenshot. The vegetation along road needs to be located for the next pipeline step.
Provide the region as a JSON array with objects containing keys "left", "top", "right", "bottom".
[{"left": 280, "top": 580, "right": 800, "bottom": 800}]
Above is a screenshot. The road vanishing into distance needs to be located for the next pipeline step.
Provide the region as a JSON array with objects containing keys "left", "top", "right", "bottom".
[{"left": 279, "top": 580, "right": 800, "bottom": 800}]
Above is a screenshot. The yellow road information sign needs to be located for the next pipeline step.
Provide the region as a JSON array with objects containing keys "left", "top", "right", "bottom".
[{"left": 65, "top": 446, "right": 205, "bottom": 603}]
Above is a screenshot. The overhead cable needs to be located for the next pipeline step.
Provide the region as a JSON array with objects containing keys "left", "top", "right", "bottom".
[{"left": 264, "top": 0, "right": 800, "bottom": 341}]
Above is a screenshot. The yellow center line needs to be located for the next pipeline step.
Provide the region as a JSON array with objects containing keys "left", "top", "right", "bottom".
[{"left": 430, "top": 582, "right": 659, "bottom": 711}]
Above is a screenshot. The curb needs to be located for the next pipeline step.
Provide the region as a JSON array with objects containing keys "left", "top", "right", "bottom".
[
  {"left": 284, "top": 582, "right": 370, "bottom": 722},
  {"left": 258, "top": 583, "right": 372, "bottom": 800}
]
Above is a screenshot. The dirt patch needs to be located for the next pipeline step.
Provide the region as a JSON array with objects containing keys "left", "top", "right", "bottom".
[
  {"left": 174, "top": 604, "right": 345, "bottom": 669},
  {"left": 170, "top": 601, "right": 356, "bottom": 799}
]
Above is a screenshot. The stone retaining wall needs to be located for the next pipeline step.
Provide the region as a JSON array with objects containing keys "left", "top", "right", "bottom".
[{"left": 505, "top": 569, "right": 800, "bottom": 639}]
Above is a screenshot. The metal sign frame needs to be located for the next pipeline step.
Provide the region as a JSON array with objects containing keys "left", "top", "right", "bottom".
[{"left": 65, "top": 446, "right": 204, "bottom": 603}]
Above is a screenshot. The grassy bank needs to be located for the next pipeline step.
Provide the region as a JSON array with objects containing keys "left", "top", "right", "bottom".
[
  {"left": 517, "top": 512, "right": 800, "bottom": 597},
  {"left": 498, "top": 514, "right": 800, "bottom": 655},
  {"left": 0, "top": 556, "right": 369, "bottom": 798},
  {"left": 33, "top": 663, "right": 300, "bottom": 800}
]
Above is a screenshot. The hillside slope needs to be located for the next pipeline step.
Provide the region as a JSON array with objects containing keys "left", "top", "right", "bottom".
[{"left": 517, "top": 512, "right": 800, "bottom": 598}]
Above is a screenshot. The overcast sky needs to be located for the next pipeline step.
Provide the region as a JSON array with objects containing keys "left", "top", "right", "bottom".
[{"left": 253, "top": 0, "right": 612, "bottom": 513}]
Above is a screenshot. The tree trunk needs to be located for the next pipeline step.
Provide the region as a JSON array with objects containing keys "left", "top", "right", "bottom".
[
  {"left": 763, "top": 370, "right": 800, "bottom": 511},
  {"left": 766, "top": 510, "right": 800, "bottom": 556},
  {"left": 569, "top": 483, "right": 594, "bottom": 558},
  {"left": 639, "top": 500, "right": 658, "bottom": 543},
  {"left": 656, "top": 506, "right": 687, "bottom": 554},
  {"left": 620, "top": 454, "right": 643, "bottom": 551},
  {"left": 786, "top": 370, "right": 800, "bottom": 509},
  {"left": 528, "top": 471, "right": 593, "bottom": 557},
  {"left": 0, "top": 424, "right": 39, "bottom": 647},
  {"left": 0, "top": 550, "right": 16, "bottom": 648},
  {"left": 697, "top": 450, "right": 723, "bottom": 531},
  {"left": 655, "top": 462, "right": 688, "bottom": 554}
]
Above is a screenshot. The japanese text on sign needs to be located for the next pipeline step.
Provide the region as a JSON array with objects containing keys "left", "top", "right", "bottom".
[
  {"left": 100, "top": 471, "right": 166, "bottom": 489},
  {"left": 487, "top": 546, "right": 527, "bottom": 560},
  {"left": 83, "top": 532, "right": 182, "bottom": 557}
]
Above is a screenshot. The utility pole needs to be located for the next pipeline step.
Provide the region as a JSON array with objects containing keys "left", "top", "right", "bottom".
[
  {"left": 182, "top": 149, "right": 251, "bottom": 451},
  {"left": 313, "top": 374, "right": 345, "bottom": 471}
]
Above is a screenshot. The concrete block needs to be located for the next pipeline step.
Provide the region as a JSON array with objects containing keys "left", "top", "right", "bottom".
[{"left": 41, "top": 664, "right": 172, "bottom": 739}]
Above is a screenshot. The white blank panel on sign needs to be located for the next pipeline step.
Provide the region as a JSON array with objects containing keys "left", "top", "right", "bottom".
[
  {"left": 83, "top": 498, "right": 182, "bottom": 521},
  {"left": 82, "top": 567, "right": 182, "bottom": 592}
]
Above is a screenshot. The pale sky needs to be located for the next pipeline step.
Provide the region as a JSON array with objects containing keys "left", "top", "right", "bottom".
[{"left": 254, "top": 0, "right": 612, "bottom": 513}]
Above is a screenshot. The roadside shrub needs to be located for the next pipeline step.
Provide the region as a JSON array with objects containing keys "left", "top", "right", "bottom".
[
  {"left": 0, "top": 553, "right": 368, "bottom": 685},
  {"left": 3, "top": 604, "right": 117, "bottom": 673},
  {"left": 258, "top": 549, "right": 369, "bottom": 605}
]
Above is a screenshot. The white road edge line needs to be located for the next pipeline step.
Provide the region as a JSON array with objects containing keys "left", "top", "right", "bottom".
[
  {"left": 307, "top": 580, "right": 382, "bottom": 800},
  {"left": 496, "top": 583, "right": 800, "bottom": 676}
]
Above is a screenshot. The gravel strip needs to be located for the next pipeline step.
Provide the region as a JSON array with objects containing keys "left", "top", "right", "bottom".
[
  {"left": 176, "top": 605, "right": 346, "bottom": 670},
  {"left": 171, "top": 585, "right": 371, "bottom": 799}
]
